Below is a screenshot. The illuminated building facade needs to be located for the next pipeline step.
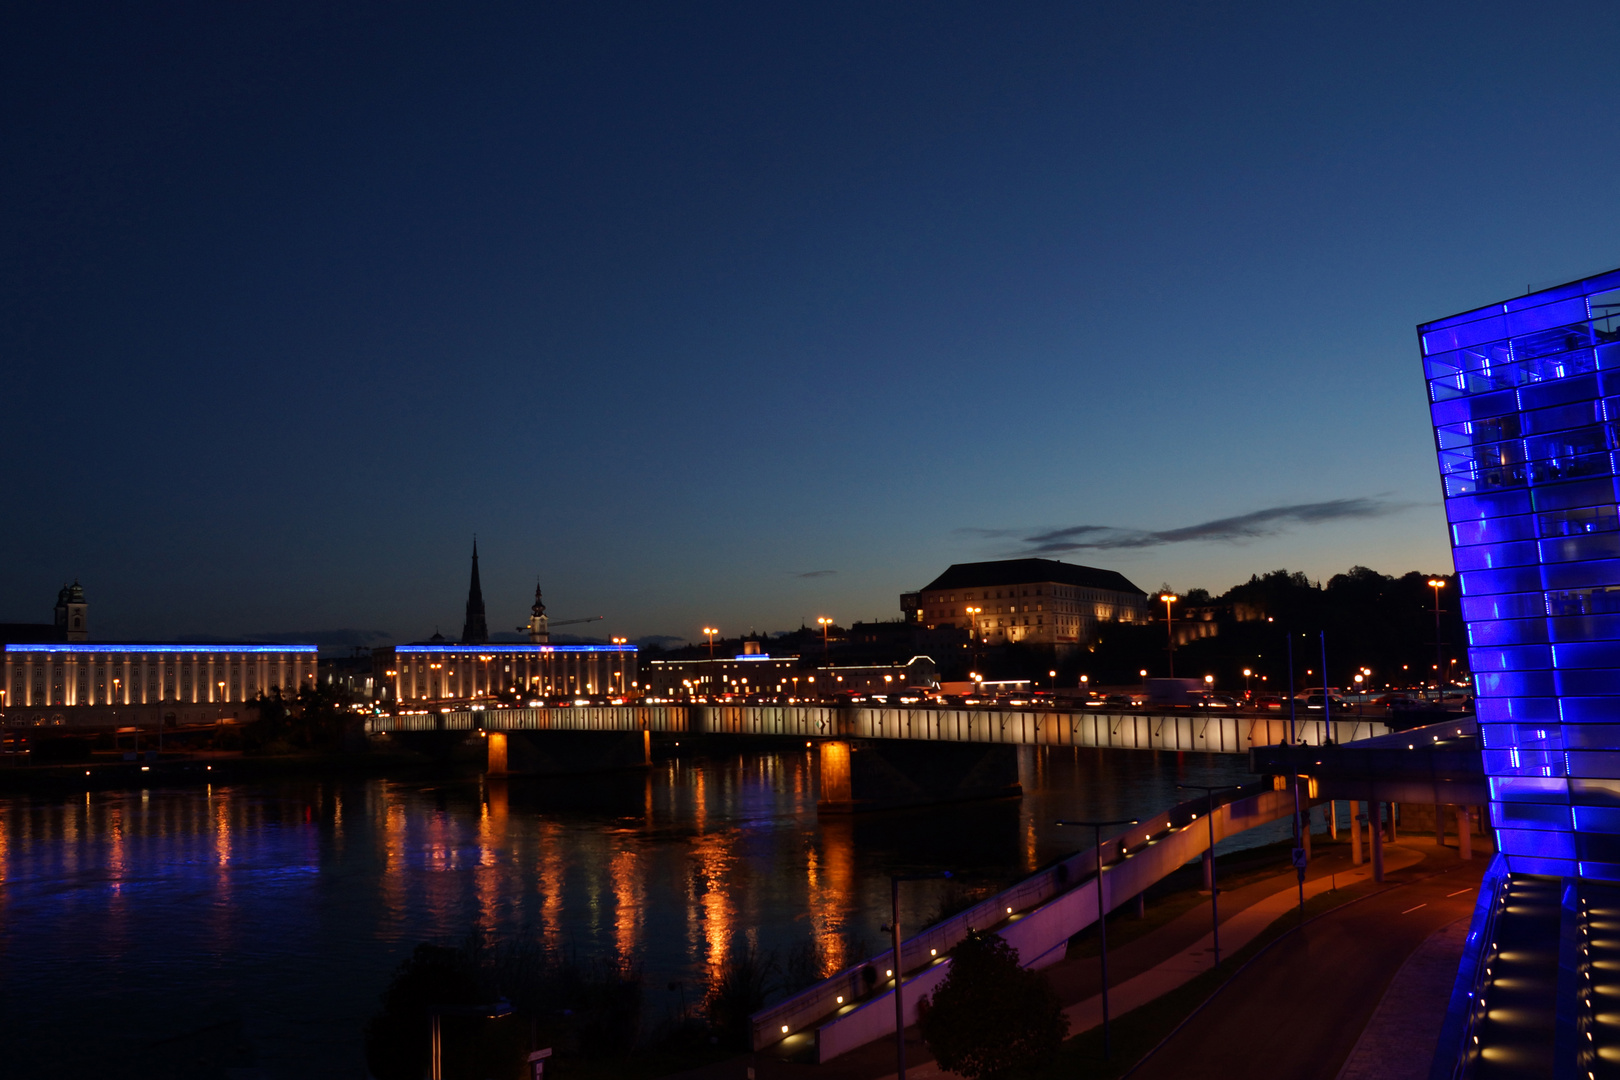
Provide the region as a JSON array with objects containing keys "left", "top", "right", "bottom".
[
  {"left": 392, "top": 643, "right": 638, "bottom": 702},
  {"left": 901, "top": 558, "right": 1148, "bottom": 648},
  {"left": 3, "top": 644, "right": 317, "bottom": 723},
  {"left": 1422, "top": 266, "right": 1620, "bottom": 878},
  {"left": 642, "top": 653, "right": 803, "bottom": 698}
]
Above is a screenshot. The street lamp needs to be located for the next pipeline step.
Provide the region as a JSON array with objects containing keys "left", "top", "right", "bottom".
[
  {"left": 702, "top": 627, "right": 718, "bottom": 658},
  {"left": 1427, "top": 578, "right": 1446, "bottom": 701},
  {"left": 885, "top": 870, "right": 952, "bottom": 1080},
  {"left": 1159, "top": 594, "right": 1178, "bottom": 677},
  {"left": 1176, "top": 786, "right": 1235, "bottom": 966},
  {"left": 1055, "top": 818, "right": 1138, "bottom": 1060},
  {"left": 817, "top": 617, "right": 833, "bottom": 661},
  {"left": 429, "top": 998, "right": 513, "bottom": 1080},
  {"left": 1242, "top": 668, "right": 1252, "bottom": 700}
]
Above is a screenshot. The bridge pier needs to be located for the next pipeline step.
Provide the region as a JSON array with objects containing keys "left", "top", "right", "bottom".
[
  {"left": 1351, "top": 802, "right": 1363, "bottom": 866},
  {"left": 495, "top": 729, "right": 651, "bottom": 776},
  {"left": 816, "top": 739, "right": 1021, "bottom": 813},
  {"left": 1457, "top": 805, "right": 1472, "bottom": 860}
]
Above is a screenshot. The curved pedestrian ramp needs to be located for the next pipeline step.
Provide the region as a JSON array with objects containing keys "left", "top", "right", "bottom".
[{"left": 747, "top": 781, "right": 1312, "bottom": 1061}]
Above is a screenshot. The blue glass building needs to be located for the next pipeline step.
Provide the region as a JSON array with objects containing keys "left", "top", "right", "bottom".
[{"left": 1423, "top": 267, "right": 1620, "bottom": 878}]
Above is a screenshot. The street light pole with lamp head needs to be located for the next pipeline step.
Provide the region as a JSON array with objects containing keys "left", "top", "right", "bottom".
[
  {"left": 1175, "top": 785, "right": 1235, "bottom": 965},
  {"left": 1159, "top": 594, "right": 1178, "bottom": 676},
  {"left": 702, "top": 627, "right": 718, "bottom": 658},
  {"left": 817, "top": 617, "right": 833, "bottom": 661},
  {"left": 1427, "top": 578, "right": 1446, "bottom": 701},
  {"left": 429, "top": 998, "right": 513, "bottom": 1080},
  {"left": 1242, "top": 668, "right": 1252, "bottom": 700},
  {"left": 883, "top": 869, "right": 953, "bottom": 1080},
  {"left": 1055, "top": 818, "right": 1138, "bottom": 1060}
]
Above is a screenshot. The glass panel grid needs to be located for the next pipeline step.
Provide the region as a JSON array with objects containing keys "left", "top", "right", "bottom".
[{"left": 1423, "top": 267, "right": 1620, "bottom": 878}]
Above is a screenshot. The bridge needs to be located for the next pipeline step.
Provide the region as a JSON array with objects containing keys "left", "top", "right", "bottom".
[{"left": 368, "top": 703, "right": 1392, "bottom": 810}]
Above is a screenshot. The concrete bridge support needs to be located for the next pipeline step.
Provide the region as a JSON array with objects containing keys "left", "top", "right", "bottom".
[
  {"left": 816, "top": 739, "right": 1021, "bottom": 813},
  {"left": 1351, "top": 801, "right": 1363, "bottom": 866},
  {"left": 497, "top": 729, "right": 651, "bottom": 776}
]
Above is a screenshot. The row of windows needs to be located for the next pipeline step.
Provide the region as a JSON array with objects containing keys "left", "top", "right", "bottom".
[
  {"left": 1425, "top": 288, "right": 1609, "bottom": 346},
  {"left": 1437, "top": 395, "right": 1620, "bottom": 449}
]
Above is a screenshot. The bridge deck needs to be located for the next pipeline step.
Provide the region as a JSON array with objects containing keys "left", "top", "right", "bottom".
[{"left": 370, "top": 704, "right": 1388, "bottom": 752}]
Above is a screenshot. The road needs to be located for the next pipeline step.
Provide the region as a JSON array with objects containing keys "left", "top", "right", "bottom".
[{"left": 1128, "top": 853, "right": 1486, "bottom": 1080}]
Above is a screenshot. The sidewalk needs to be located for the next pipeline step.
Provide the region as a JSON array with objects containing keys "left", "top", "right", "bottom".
[{"left": 856, "top": 844, "right": 1428, "bottom": 1080}]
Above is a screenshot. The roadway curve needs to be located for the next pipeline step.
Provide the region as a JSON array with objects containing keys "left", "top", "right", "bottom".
[{"left": 1128, "top": 852, "right": 1486, "bottom": 1080}]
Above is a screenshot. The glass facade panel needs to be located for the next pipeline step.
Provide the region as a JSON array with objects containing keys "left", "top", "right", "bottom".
[{"left": 1422, "top": 266, "right": 1620, "bottom": 879}]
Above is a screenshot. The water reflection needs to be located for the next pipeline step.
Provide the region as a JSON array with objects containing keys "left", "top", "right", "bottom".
[{"left": 0, "top": 745, "right": 1263, "bottom": 1076}]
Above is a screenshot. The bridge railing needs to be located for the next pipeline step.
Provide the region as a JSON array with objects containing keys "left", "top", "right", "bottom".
[
  {"left": 748, "top": 778, "right": 1296, "bottom": 1056},
  {"left": 478, "top": 705, "right": 690, "bottom": 733},
  {"left": 366, "top": 704, "right": 1388, "bottom": 751}
]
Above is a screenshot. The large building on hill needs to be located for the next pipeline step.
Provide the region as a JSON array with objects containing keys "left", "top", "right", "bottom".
[{"left": 901, "top": 558, "right": 1149, "bottom": 650}]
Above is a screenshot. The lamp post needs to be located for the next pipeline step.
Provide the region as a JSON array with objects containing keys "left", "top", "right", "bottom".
[
  {"left": 885, "top": 870, "right": 952, "bottom": 1080},
  {"left": 702, "top": 627, "right": 718, "bottom": 658},
  {"left": 1055, "top": 818, "right": 1139, "bottom": 1060},
  {"left": 817, "top": 617, "right": 833, "bottom": 662},
  {"left": 1242, "top": 668, "right": 1252, "bottom": 701},
  {"left": 1176, "top": 786, "right": 1234, "bottom": 965},
  {"left": 1159, "top": 594, "right": 1178, "bottom": 677},
  {"left": 429, "top": 998, "right": 513, "bottom": 1080},
  {"left": 1427, "top": 578, "right": 1446, "bottom": 701}
]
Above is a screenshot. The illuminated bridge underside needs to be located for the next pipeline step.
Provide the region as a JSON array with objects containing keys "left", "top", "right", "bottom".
[
  {"left": 371, "top": 705, "right": 1387, "bottom": 753},
  {"left": 1422, "top": 266, "right": 1620, "bottom": 879}
]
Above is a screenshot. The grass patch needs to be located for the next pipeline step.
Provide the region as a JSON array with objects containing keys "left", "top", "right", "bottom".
[{"left": 1030, "top": 867, "right": 1387, "bottom": 1079}]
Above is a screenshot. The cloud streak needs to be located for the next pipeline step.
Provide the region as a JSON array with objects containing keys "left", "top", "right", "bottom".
[
  {"left": 795, "top": 569, "right": 838, "bottom": 578},
  {"left": 998, "top": 498, "right": 1415, "bottom": 554}
]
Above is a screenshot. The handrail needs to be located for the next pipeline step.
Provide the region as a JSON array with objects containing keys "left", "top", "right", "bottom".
[
  {"left": 747, "top": 778, "right": 1277, "bottom": 1050},
  {"left": 1430, "top": 854, "right": 1510, "bottom": 1080}
]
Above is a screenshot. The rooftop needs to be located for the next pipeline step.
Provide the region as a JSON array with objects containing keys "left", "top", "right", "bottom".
[{"left": 918, "top": 558, "right": 1146, "bottom": 596}]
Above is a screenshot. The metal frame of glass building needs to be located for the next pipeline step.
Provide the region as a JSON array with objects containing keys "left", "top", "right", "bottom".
[{"left": 1422, "top": 266, "right": 1620, "bottom": 878}]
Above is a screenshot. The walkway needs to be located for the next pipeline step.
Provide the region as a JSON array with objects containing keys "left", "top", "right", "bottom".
[
  {"left": 1127, "top": 851, "right": 1485, "bottom": 1080},
  {"left": 668, "top": 839, "right": 1475, "bottom": 1080}
]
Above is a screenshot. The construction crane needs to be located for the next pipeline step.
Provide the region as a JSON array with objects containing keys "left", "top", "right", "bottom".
[{"left": 515, "top": 615, "right": 605, "bottom": 632}]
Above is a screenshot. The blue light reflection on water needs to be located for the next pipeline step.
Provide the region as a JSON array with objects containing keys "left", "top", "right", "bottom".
[{"left": 0, "top": 747, "right": 1271, "bottom": 1077}]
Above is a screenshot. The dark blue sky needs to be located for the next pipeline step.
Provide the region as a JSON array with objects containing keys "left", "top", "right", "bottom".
[{"left": 6, "top": 2, "right": 1620, "bottom": 645}]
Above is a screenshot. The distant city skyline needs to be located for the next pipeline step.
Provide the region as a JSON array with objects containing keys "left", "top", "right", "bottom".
[{"left": 7, "top": 4, "right": 1617, "bottom": 643}]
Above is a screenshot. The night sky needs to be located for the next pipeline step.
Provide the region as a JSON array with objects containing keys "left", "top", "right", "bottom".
[{"left": 7, "top": 3, "right": 1620, "bottom": 646}]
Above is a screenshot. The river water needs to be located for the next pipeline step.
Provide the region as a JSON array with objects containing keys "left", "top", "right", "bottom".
[{"left": 0, "top": 745, "right": 1277, "bottom": 1078}]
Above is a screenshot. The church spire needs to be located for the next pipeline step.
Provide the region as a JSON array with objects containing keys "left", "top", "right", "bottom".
[
  {"left": 526, "top": 579, "right": 550, "bottom": 643},
  {"left": 461, "top": 539, "right": 488, "bottom": 644}
]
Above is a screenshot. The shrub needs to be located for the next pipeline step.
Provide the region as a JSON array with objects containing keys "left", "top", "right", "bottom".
[{"left": 917, "top": 930, "right": 1068, "bottom": 1080}]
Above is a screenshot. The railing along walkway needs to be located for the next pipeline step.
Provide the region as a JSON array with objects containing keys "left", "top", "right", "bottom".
[{"left": 751, "top": 781, "right": 1311, "bottom": 1060}]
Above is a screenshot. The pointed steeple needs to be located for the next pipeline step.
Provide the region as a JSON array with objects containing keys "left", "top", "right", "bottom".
[
  {"left": 526, "top": 579, "right": 550, "bottom": 643},
  {"left": 461, "top": 539, "right": 489, "bottom": 644}
]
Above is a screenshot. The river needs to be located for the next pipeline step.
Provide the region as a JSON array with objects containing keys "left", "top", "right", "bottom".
[{"left": 0, "top": 745, "right": 1278, "bottom": 1077}]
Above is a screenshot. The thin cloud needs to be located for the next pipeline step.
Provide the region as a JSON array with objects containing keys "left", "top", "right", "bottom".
[
  {"left": 1012, "top": 498, "right": 1416, "bottom": 554},
  {"left": 795, "top": 569, "right": 838, "bottom": 578}
]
